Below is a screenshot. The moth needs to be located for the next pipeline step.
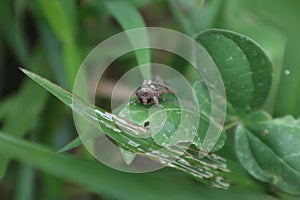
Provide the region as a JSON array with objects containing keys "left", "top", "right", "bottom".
[{"left": 134, "top": 78, "right": 176, "bottom": 106}]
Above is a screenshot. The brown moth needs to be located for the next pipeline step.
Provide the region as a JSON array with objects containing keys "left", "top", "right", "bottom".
[{"left": 134, "top": 78, "right": 176, "bottom": 106}]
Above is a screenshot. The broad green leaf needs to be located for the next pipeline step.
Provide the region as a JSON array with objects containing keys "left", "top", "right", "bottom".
[
  {"left": 221, "top": 0, "right": 286, "bottom": 114},
  {"left": 195, "top": 29, "right": 272, "bottom": 116},
  {"left": 217, "top": 30, "right": 273, "bottom": 110},
  {"left": 236, "top": 111, "right": 300, "bottom": 195},
  {"left": 0, "top": 133, "right": 274, "bottom": 200},
  {"left": 235, "top": 125, "right": 271, "bottom": 183},
  {"left": 222, "top": 0, "right": 300, "bottom": 117},
  {"left": 106, "top": 0, "right": 151, "bottom": 79},
  {"left": 20, "top": 68, "right": 230, "bottom": 189}
]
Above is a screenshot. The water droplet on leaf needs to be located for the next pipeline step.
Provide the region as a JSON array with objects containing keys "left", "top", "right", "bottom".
[{"left": 283, "top": 70, "right": 290, "bottom": 76}]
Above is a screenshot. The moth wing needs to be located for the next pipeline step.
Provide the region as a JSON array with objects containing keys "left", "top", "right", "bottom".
[{"left": 156, "top": 82, "right": 176, "bottom": 94}]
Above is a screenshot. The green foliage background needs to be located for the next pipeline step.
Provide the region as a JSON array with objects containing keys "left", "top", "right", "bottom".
[{"left": 0, "top": 0, "right": 299, "bottom": 200}]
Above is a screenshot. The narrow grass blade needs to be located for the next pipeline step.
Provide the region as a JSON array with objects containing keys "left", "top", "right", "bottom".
[
  {"left": 106, "top": 0, "right": 151, "bottom": 79},
  {"left": 0, "top": 133, "right": 273, "bottom": 200},
  {"left": 20, "top": 68, "right": 230, "bottom": 188}
]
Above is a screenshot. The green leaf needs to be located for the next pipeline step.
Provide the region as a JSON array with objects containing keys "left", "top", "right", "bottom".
[
  {"left": 168, "top": 0, "right": 198, "bottom": 35},
  {"left": 119, "top": 147, "right": 136, "bottom": 165},
  {"left": 34, "top": 16, "right": 67, "bottom": 87},
  {"left": 106, "top": 0, "right": 151, "bottom": 79},
  {"left": 221, "top": 0, "right": 286, "bottom": 114},
  {"left": 195, "top": 29, "right": 272, "bottom": 116},
  {"left": 36, "top": 0, "right": 80, "bottom": 86},
  {"left": 62, "top": 41, "right": 81, "bottom": 86},
  {"left": 1, "top": 80, "right": 48, "bottom": 136},
  {"left": 0, "top": 78, "right": 48, "bottom": 179},
  {"left": 235, "top": 125, "right": 271, "bottom": 183},
  {"left": 0, "top": 158, "right": 8, "bottom": 180},
  {"left": 20, "top": 68, "right": 230, "bottom": 189},
  {"left": 218, "top": 30, "right": 273, "bottom": 110},
  {"left": 14, "top": 164, "right": 34, "bottom": 200},
  {"left": 235, "top": 111, "right": 300, "bottom": 195},
  {"left": 106, "top": 0, "right": 145, "bottom": 31},
  {"left": 37, "top": 0, "right": 74, "bottom": 43},
  {"left": 0, "top": 0, "right": 28, "bottom": 64},
  {"left": 0, "top": 133, "right": 274, "bottom": 200},
  {"left": 221, "top": 0, "right": 299, "bottom": 117},
  {"left": 57, "top": 137, "right": 82, "bottom": 153},
  {"left": 19, "top": 68, "right": 140, "bottom": 139}
]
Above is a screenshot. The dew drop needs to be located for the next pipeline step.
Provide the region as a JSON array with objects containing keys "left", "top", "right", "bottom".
[{"left": 283, "top": 69, "right": 290, "bottom": 76}]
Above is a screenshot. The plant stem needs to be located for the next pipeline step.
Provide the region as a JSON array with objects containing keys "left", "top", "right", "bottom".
[{"left": 223, "top": 120, "right": 239, "bottom": 131}]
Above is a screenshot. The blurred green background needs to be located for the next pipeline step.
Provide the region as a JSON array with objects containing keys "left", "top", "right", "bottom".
[{"left": 0, "top": 0, "right": 299, "bottom": 199}]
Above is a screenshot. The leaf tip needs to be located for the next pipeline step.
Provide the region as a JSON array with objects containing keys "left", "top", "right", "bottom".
[{"left": 19, "top": 67, "right": 30, "bottom": 76}]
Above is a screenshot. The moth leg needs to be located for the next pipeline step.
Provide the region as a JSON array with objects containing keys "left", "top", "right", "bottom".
[
  {"left": 153, "top": 96, "right": 163, "bottom": 109},
  {"left": 130, "top": 97, "right": 140, "bottom": 105},
  {"left": 153, "top": 96, "right": 159, "bottom": 105}
]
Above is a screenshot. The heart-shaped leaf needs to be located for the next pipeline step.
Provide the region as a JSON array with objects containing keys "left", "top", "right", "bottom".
[
  {"left": 235, "top": 111, "right": 300, "bottom": 195},
  {"left": 195, "top": 29, "right": 272, "bottom": 116}
]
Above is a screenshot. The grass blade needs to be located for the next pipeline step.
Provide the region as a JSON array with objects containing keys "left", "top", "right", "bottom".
[
  {"left": 0, "top": 133, "right": 275, "bottom": 200},
  {"left": 0, "top": 79, "right": 48, "bottom": 179},
  {"left": 20, "top": 68, "right": 230, "bottom": 188},
  {"left": 36, "top": 0, "right": 80, "bottom": 86},
  {"left": 106, "top": 0, "right": 151, "bottom": 79},
  {"left": 57, "top": 137, "right": 82, "bottom": 152},
  {"left": 14, "top": 164, "right": 34, "bottom": 200},
  {"left": 37, "top": 0, "right": 73, "bottom": 44}
]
